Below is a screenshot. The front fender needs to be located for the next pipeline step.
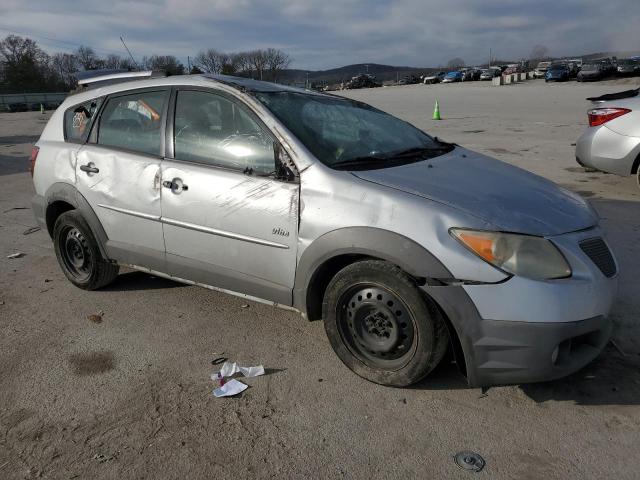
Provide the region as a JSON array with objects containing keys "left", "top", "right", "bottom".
[{"left": 293, "top": 226, "right": 452, "bottom": 314}]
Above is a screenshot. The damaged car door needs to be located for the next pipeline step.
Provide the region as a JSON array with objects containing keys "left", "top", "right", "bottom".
[
  {"left": 75, "top": 88, "right": 169, "bottom": 270},
  {"left": 161, "top": 88, "right": 299, "bottom": 305}
]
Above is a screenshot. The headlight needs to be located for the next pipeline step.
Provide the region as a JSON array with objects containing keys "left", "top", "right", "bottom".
[{"left": 450, "top": 228, "right": 571, "bottom": 280}]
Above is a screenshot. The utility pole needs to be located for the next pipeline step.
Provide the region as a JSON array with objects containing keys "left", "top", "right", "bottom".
[
  {"left": 120, "top": 36, "right": 138, "bottom": 69},
  {"left": 489, "top": 48, "right": 492, "bottom": 68},
  {"left": 187, "top": 55, "right": 191, "bottom": 73}
]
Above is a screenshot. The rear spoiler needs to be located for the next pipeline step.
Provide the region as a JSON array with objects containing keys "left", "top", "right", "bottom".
[
  {"left": 76, "top": 70, "right": 166, "bottom": 90},
  {"left": 587, "top": 87, "right": 639, "bottom": 102}
]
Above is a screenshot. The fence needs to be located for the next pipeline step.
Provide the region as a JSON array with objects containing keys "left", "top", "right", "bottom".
[{"left": 0, "top": 92, "right": 68, "bottom": 112}]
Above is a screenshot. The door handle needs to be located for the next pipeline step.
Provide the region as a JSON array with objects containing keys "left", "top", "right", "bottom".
[
  {"left": 162, "top": 178, "right": 188, "bottom": 193},
  {"left": 80, "top": 163, "right": 99, "bottom": 174}
]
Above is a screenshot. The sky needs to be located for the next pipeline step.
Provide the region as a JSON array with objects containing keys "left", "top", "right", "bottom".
[{"left": 1, "top": 0, "right": 639, "bottom": 70}]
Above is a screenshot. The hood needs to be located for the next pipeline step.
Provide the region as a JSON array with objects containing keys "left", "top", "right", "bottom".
[{"left": 351, "top": 148, "right": 597, "bottom": 236}]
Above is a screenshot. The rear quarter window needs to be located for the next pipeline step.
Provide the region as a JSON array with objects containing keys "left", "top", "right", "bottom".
[{"left": 64, "top": 98, "right": 103, "bottom": 143}]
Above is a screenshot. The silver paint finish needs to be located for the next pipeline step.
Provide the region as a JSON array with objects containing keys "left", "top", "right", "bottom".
[
  {"left": 124, "top": 263, "right": 300, "bottom": 312},
  {"left": 352, "top": 147, "right": 598, "bottom": 236},
  {"left": 575, "top": 95, "right": 640, "bottom": 176},
  {"left": 463, "top": 226, "right": 618, "bottom": 323},
  {"left": 75, "top": 144, "right": 165, "bottom": 254},
  {"left": 97, "top": 203, "right": 161, "bottom": 221},
  {"left": 161, "top": 159, "right": 299, "bottom": 290},
  {"left": 161, "top": 216, "right": 289, "bottom": 249},
  {"left": 33, "top": 73, "right": 618, "bottom": 336}
]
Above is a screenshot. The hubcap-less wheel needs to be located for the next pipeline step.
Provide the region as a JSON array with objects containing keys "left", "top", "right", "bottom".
[
  {"left": 338, "top": 285, "right": 416, "bottom": 370},
  {"left": 60, "top": 226, "right": 92, "bottom": 281}
]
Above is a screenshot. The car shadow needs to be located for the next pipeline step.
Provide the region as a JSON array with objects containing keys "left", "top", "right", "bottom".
[
  {"left": 520, "top": 346, "right": 640, "bottom": 405},
  {"left": 103, "top": 271, "right": 185, "bottom": 292}
]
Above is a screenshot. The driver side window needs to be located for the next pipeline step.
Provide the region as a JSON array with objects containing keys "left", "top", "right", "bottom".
[{"left": 173, "top": 90, "right": 275, "bottom": 175}]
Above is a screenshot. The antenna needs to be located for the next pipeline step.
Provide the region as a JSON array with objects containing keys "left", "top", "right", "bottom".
[{"left": 120, "top": 36, "right": 139, "bottom": 69}]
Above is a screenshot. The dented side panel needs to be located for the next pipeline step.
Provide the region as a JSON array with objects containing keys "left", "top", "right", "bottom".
[
  {"left": 161, "top": 160, "right": 299, "bottom": 291},
  {"left": 75, "top": 145, "right": 165, "bottom": 254}
]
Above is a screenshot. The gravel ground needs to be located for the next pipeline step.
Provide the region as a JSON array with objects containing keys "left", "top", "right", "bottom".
[{"left": 0, "top": 78, "right": 639, "bottom": 479}]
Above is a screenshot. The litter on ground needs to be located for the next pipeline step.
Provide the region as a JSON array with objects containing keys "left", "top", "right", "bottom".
[
  {"left": 213, "top": 379, "right": 248, "bottom": 398},
  {"left": 211, "top": 361, "right": 266, "bottom": 398}
]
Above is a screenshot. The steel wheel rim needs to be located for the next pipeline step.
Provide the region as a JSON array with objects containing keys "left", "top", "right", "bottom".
[
  {"left": 337, "top": 284, "right": 417, "bottom": 370},
  {"left": 60, "top": 226, "right": 92, "bottom": 281}
]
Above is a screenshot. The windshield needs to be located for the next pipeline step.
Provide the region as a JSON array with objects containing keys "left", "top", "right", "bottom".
[{"left": 254, "top": 91, "right": 451, "bottom": 169}]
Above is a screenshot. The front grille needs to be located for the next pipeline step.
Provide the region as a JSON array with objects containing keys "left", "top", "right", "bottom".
[{"left": 579, "top": 238, "right": 617, "bottom": 277}]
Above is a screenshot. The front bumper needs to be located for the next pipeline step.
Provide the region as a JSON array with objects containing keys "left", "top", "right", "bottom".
[
  {"left": 576, "top": 124, "right": 640, "bottom": 176},
  {"left": 425, "top": 226, "right": 617, "bottom": 387}
]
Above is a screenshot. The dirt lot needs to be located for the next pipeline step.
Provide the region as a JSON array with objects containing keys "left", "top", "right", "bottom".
[{"left": 1, "top": 79, "right": 639, "bottom": 479}]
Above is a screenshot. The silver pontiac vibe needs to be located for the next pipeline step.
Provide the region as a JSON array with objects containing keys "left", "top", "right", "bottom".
[{"left": 31, "top": 73, "right": 618, "bottom": 387}]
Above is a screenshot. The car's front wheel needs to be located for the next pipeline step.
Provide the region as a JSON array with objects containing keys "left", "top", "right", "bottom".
[
  {"left": 323, "top": 260, "right": 449, "bottom": 387},
  {"left": 53, "top": 210, "right": 119, "bottom": 290}
]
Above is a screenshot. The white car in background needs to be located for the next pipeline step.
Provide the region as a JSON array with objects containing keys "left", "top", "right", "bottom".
[{"left": 575, "top": 88, "right": 640, "bottom": 186}]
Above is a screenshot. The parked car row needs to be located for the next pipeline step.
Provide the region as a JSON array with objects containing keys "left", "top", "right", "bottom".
[
  {"left": 537, "top": 56, "right": 640, "bottom": 83},
  {"left": 422, "top": 66, "right": 501, "bottom": 84}
]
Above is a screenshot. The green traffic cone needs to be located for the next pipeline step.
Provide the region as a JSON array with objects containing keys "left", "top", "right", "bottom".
[{"left": 432, "top": 100, "right": 441, "bottom": 120}]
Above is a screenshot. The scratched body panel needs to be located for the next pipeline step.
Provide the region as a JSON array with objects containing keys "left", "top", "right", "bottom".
[
  {"left": 161, "top": 160, "right": 298, "bottom": 289},
  {"left": 75, "top": 145, "right": 164, "bottom": 252},
  {"left": 297, "top": 162, "right": 507, "bottom": 283}
]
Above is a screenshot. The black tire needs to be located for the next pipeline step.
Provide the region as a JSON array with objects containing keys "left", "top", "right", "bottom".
[
  {"left": 53, "top": 210, "right": 119, "bottom": 290},
  {"left": 322, "top": 260, "right": 448, "bottom": 387}
]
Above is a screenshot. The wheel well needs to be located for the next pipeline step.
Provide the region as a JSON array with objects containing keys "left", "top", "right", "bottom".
[
  {"left": 305, "top": 254, "right": 374, "bottom": 321},
  {"left": 431, "top": 300, "right": 467, "bottom": 377},
  {"left": 46, "top": 201, "right": 75, "bottom": 237},
  {"left": 632, "top": 151, "right": 640, "bottom": 175},
  {"left": 305, "top": 254, "right": 467, "bottom": 377}
]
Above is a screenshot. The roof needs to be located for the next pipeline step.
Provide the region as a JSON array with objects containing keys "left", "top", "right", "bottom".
[
  {"left": 76, "top": 70, "right": 164, "bottom": 89},
  {"left": 204, "top": 74, "right": 325, "bottom": 95}
]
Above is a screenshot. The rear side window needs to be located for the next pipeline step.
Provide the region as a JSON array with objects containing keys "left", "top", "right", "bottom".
[
  {"left": 97, "top": 90, "right": 168, "bottom": 156},
  {"left": 64, "top": 98, "right": 103, "bottom": 143}
]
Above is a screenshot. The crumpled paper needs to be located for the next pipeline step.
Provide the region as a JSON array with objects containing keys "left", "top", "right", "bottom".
[
  {"left": 213, "top": 379, "right": 248, "bottom": 398},
  {"left": 211, "top": 362, "right": 265, "bottom": 398},
  {"left": 211, "top": 362, "right": 265, "bottom": 381}
]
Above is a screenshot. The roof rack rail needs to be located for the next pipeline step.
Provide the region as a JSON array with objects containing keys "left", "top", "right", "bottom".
[{"left": 75, "top": 70, "right": 167, "bottom": 90}]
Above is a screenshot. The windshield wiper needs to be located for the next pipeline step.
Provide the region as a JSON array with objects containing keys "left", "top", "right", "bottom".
[
  {"left": 389, "top": 144, "right": 454, "bottom": 159},
  {"left": 331, "top": 155, "right": 390, "bottom": 169}
]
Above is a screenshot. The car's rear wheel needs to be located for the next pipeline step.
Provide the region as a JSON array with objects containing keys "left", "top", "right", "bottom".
[
  {"left": 323, "top": 260, "right": 448, "bottom": 387},
  {"left": 53, "top": 210, "right": 119, "bottom": 290}
]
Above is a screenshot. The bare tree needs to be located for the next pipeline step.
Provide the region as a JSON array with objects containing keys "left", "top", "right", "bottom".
[
  {"left": 446, "top": 57, "right": 465, "bottom": 69},
  {"left": 264, "top": 48, "right": 291, "bottom": 81},
  {"left": 51, "top": 52, "right": 78, "bottom": 88},
  {"left": 194, "top": 49, "right": 227, "bottom": 74},
  {"left": 142, "top": 55, "right": 184, "bottom": 75},
  {"left": 76, "top": 46, "right": 97, "bottom": 70},
  {"left": 530, "top": 45, "right": 549, "bottom": 60},
  {"left": 104, "top": 54, "right": 125, "bottom": 69},
  {"left": 247, "top": 49, "right": 267, "bottom": 80},
  {"left": 231, "top": 52, "right": 251, "bottom": 74}
]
